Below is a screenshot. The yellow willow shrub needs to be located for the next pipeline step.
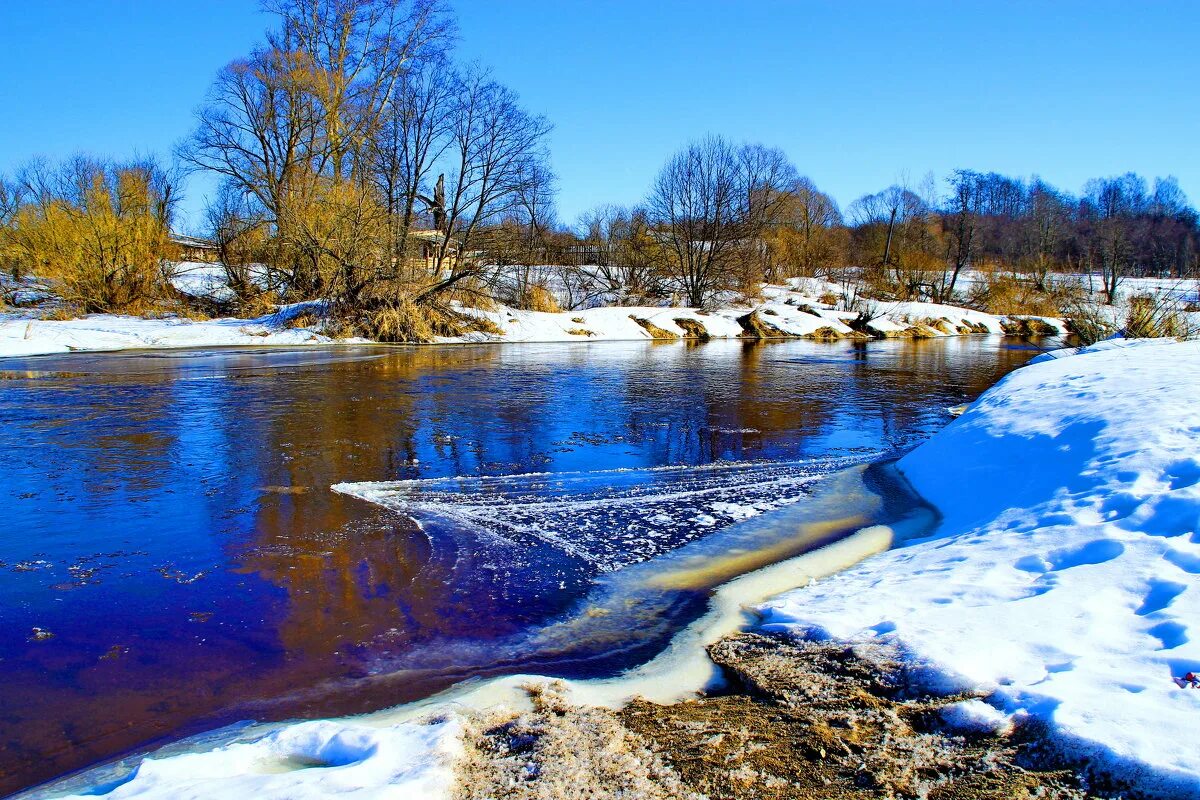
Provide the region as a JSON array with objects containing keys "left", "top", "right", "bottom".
[
  {"left": 3, "top": 161, "right": 173, "bottom": 312},
  {"left": 275, "top": 178, "right": 392, "bottom": 303}
]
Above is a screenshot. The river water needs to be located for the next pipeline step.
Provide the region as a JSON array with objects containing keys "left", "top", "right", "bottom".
[{"left": 0, "top": 337, "right": 1042, "bottom": 793}]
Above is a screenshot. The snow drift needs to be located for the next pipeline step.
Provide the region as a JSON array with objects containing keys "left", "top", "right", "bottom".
[{"left": 759, "top": 338, "right": 1200, "bottom": 796}]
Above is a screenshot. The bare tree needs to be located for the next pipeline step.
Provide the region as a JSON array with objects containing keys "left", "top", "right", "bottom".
[
  {"left": 848, "top": 183, "right": 940, "bottom": 298},
  {"left": 366, "top": 56, "right": 457, "bottom": 268},
  {"left": 1083, "top": 173, "right": 1148, "bottom": 304},
  {"left": 180, "top": 45, "right": 322, "bottom": 226},
  {"left": 1021, "top": 179, "right": 1071, "bottom": 290},
  {"left": 647, "top": 136, "right": 795, "bottom": 307},
  {"left": 940, "top": 169, "right": 984, "bottom": 301},
  {"left": 576, "top": 205, "right": 663, "bottom": 304},
  {"left": 265, "top": 0, "right": 454, "bottom": 182},
  {"left": 205, "top": 182, "right": 274, "bottom": 302},
  {"left": 768, "top": 177, "right": 845, "bottom": 279},
  {"left": 414, "top": 68, "right": 552, "bottom": 302}
]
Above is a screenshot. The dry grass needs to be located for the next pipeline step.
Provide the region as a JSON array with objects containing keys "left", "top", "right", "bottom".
[
  {"left": 566, "top": 328, "right": 595, "bottom": 337},
  {"left": 353, "top": 301, "right": 503, "bottom": 343},
  {"left": 967, "top": 273, "right": 1078, "bottom": 317},
  {"left": 1124, "top": 293, "right": 1198, "bottom": 339},
  {"left": 285, "top": 310, "right": 322, "bottom": 329},
  {"left": 40, "top": 304, "right": 82, "bottom": 321},
  {"left": 817, "top": 291, "right": 840, "bottom": 306},
  {"left": 630, "top": 316, "right": 680, "bottom": 339},
  {"left": 736, "top": 311, "right": 791, "bottom": 339},
  {"left": 237, "top": 291, "right": 280, "bottom": 319},
  {"left": 452, "top": 634, "right": 1095, "bottom": 800},
  {"left": 454, "top": 685, "right": 694, "bottom": 800},
  {"left": 673, "top": 318, "right": 711, "bottom": 340},
  {"left": 526, "top": 285, "right": 562, "bottom": 313}
]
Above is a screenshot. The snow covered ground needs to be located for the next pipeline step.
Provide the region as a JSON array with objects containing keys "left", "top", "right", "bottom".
[
  {"left": 451, "top": 278, "right": 1026, "bottom": 344},
  {"left": 0, "top": 303, "right": 347, "bottom": 358},
  {"left": 760, "top": 338, "right": 1200, "bottom": 796},
  {"left": 1, "top": 278, "right": 1059, "bottom": 359}
]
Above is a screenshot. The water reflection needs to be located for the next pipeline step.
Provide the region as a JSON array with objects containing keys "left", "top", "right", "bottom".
[{"left": 0, "top": 337, "right": 1041, "bottom": 793}]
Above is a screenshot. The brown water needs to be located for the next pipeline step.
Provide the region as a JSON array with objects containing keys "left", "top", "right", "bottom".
[{"left": 0, "top": 337, "right": 1044, "bottom": 794}]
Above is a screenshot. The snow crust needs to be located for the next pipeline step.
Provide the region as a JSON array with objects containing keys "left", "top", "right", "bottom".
[{"left": 759, "top": 338, "right": 1200, "bottom": 795}]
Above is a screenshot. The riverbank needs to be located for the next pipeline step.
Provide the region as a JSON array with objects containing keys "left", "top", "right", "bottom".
[{"left": 0, "top": 279, "right": 1065, "bottom": 359}]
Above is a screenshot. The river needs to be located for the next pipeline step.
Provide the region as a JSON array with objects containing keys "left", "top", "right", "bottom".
[{"left": 0, "top": 336, "right": 1042, "bottom": 794}]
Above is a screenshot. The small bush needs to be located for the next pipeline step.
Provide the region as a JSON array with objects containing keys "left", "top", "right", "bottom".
[
  {"left": 41, "top": 304, "right": 81, "bottom": 321},
  {"left": 3, "top": 157, "right": 175, "bottom": 313},
  {"left": 967, "top": 273, "right": 1068, "bottom": 317},
  {"left": 285, "top": 311, "right": 321, "bottom": 329},
  {"left": 237, "top": 291, "right": 279, "bottom": 319},
  {"left": 525, "top": 285, "right": 561, "bottom": 313},
  {"left": 1124, "top": 293, "right": 1197, "bottom": 339},
  {"left": 355, "top": 301, "right": 503, "bottom": 343}
]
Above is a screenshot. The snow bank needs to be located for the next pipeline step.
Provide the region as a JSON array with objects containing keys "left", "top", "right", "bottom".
[
  {"left": 0, "top": 303, "right": 344, "bottom": 359},
  {"left": 46, "top": 716, "right": 460, "bottom": 800},
  {"left": 1028, "top": 335, "right": 1177, "bottom": 364},
  {"left": 759, "top": 338, "right": 1200, "bottom": 796},
  {"left": 3, "top": 273, "right": 1067, "bottom": 359},
  {"left": 449, "top": 280, "right": 1055, "bottom": 345}
]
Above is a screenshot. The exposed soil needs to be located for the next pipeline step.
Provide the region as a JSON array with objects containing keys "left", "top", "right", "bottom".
[{"left": 454, "top": 632, "right": 1101, "bottom": 800}]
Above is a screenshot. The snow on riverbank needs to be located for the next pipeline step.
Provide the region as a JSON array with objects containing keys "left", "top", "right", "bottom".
[
  {"left": 449, "top": 278, "right": 1027, "bottom": 343},
  {"left": 2, "top": 277, "right": 1069, "bottom": 359},
  {"left": 0, "top": 303, "right": 345, "bottom": 358},
  {"left": 759, "top": 338, "right": 1200, "bottom": 796}
]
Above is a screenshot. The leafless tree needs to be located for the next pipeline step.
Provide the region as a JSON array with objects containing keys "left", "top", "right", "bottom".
[
  {"left": 647, "top": 135, "right": 795, "bottom": 307},
  {"left": 205, "top": 182, "right": 275, "bottom": 301},
  {"left": 1083, "top": 173, "right": 1148, "bottom": 304},
  {"left": 265, "top": 0, "right": 454, "bottom": 182},
  {"left": 365, "top": 56, "right": 457, "bottom": 266},
  {"left": 180, "top": 44, "right": 322, "bottom": 224},
  {"left": 1021, "top": 179, "right": 1071, "bottom": 290},
  {"left": 940, "top": 169, "right": 984, "bottom": 301},
  {"left": 414, "top": 67, "right": 552, "bottom": 302}
]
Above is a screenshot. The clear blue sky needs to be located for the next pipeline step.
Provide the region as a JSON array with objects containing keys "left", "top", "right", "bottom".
[{"left": 2, "top": 0, "right": 1197, "bottom": 232}]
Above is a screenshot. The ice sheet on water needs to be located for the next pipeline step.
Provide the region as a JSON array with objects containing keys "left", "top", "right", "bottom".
[{"left": 334, "top": 456, "right": 872, "bottom": 572}]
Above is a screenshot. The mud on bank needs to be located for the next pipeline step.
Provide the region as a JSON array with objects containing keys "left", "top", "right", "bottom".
[{"left": 453, "top": 632, "right": 1100, "bottom": 800}]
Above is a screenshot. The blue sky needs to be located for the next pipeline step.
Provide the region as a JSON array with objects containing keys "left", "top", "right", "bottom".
[{"left": 2, "top": 1, "right": 1196, "bottom": 232}]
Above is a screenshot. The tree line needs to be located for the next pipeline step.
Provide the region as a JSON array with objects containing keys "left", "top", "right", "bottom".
[{"left": 1, "top": 0, "right": 1197, "bottom": 333}]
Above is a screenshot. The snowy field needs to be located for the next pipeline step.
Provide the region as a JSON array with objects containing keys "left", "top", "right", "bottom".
[{"left": 761, "top": 337, "right": 1200, "bottom": 796}]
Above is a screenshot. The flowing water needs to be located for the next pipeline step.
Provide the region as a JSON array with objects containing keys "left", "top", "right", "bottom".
[{"left": 0, "top": 337, "right": 1044, "bottom": 794}]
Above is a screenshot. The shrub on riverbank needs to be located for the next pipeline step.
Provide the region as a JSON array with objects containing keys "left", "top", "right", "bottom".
[{"left": 1, "top": 158, "right": 176, "bottom": 314}]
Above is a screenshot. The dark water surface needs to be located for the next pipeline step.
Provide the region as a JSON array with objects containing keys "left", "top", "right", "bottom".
[{"left": 0, "top": 337, "right": 1040, "bottom": 793}]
